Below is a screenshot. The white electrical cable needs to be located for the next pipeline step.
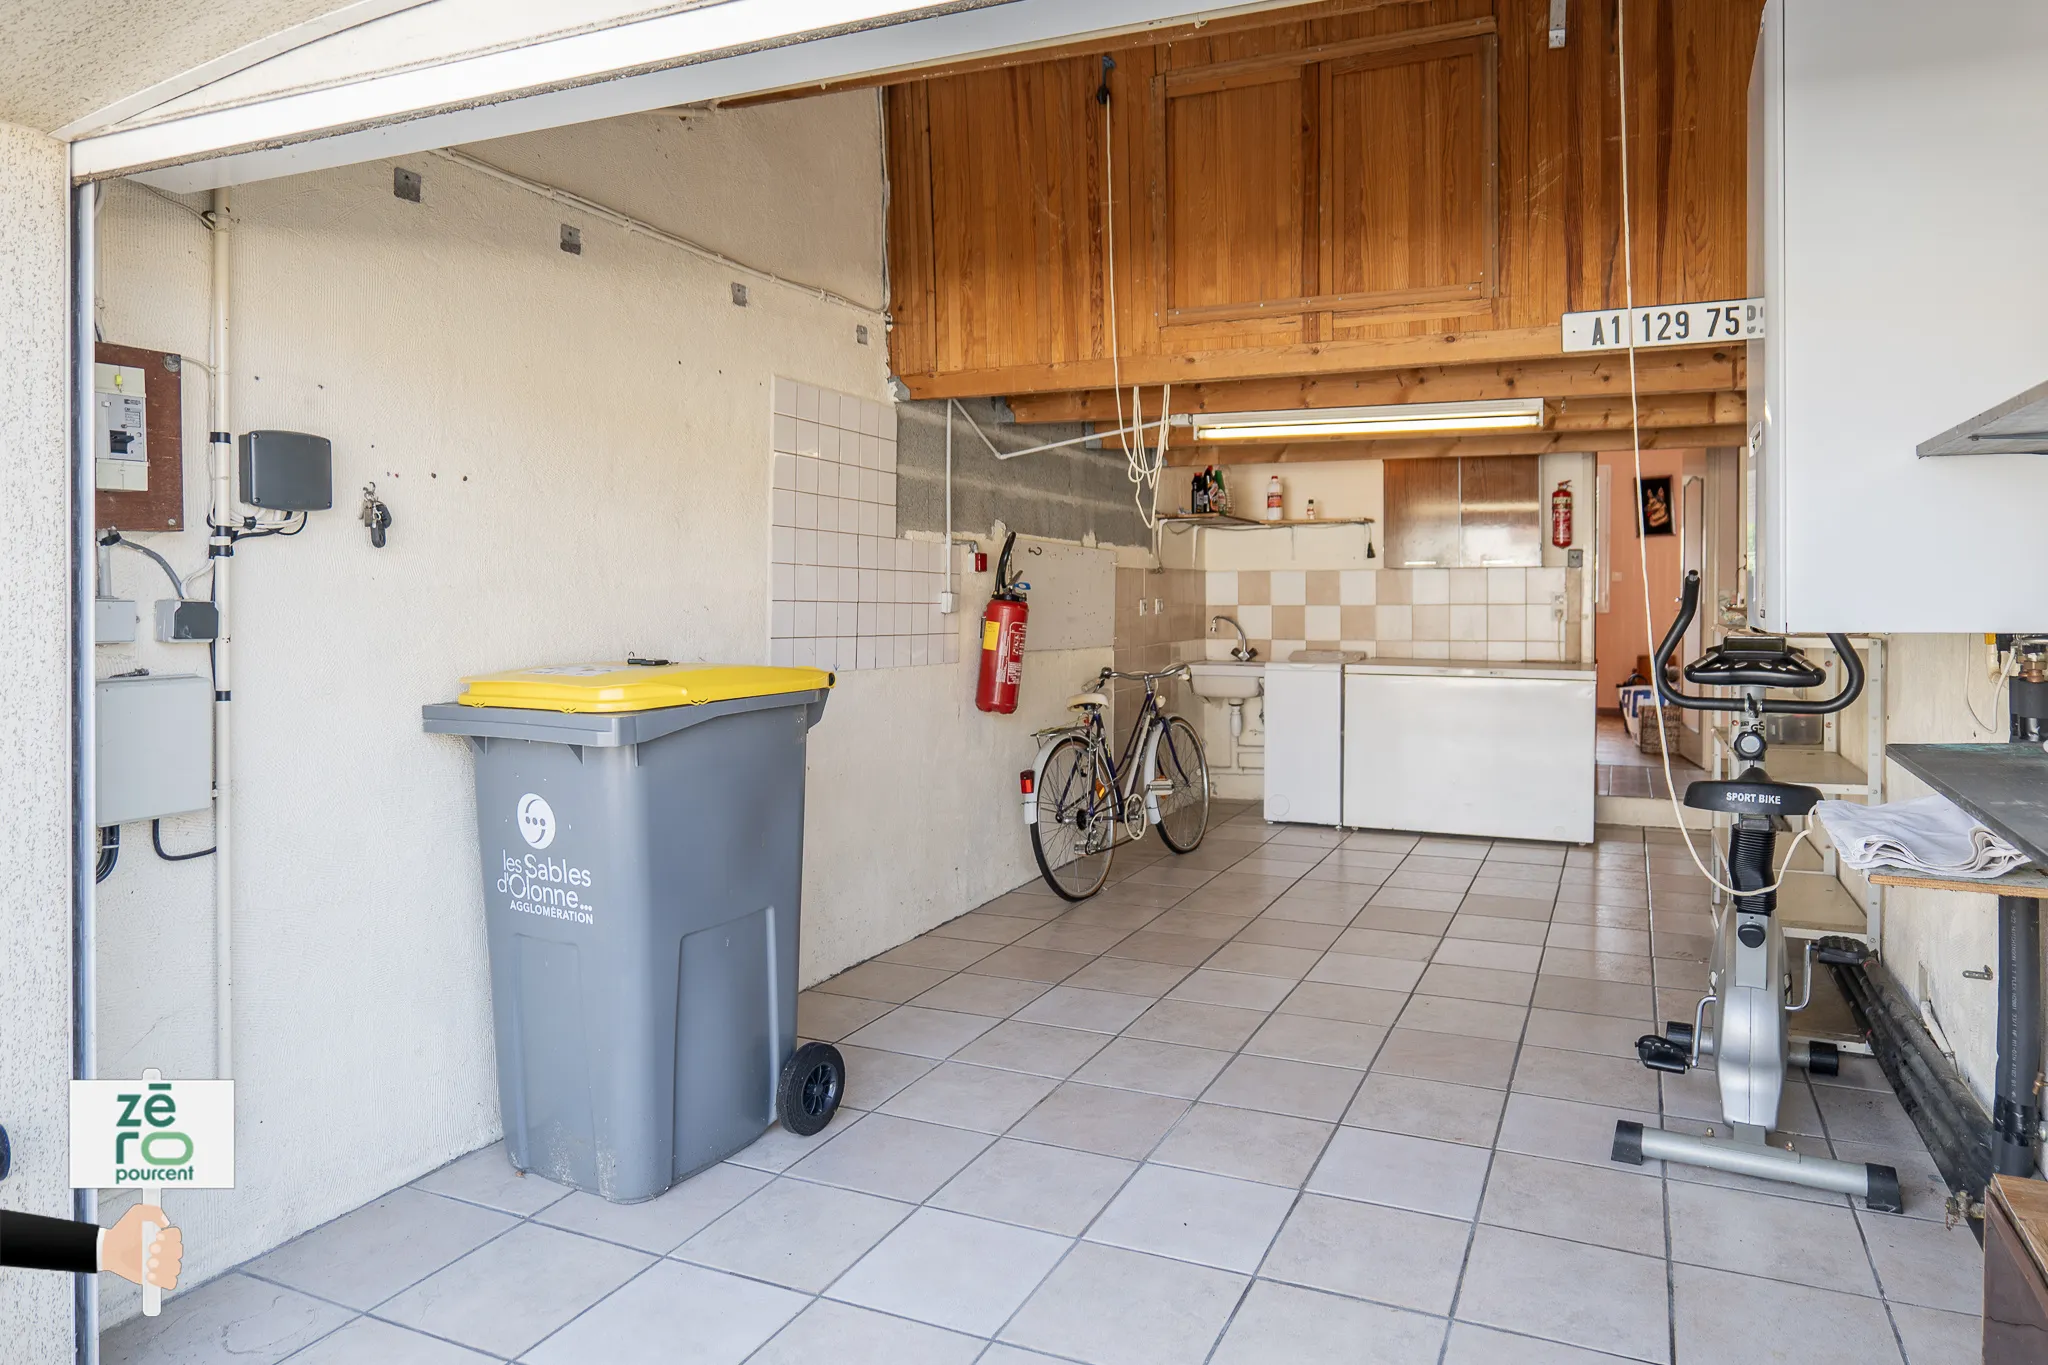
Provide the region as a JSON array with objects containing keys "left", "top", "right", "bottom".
[
  {"left": 1616, "top": 2, "right": 1815, "bottom": 899},
  {"left": 1963, "top": 640, "right": 2018, "bottom": 736},
  {"left": 1100, "top": 73, "right": 1169, "bottom": 530}
]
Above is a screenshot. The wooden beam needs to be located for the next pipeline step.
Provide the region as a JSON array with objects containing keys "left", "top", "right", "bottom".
[
  {"left": 1163, "top": 424, "right": 1747, "bottom": 467},
  {"left": 1004, "top": 349, "right": 1747, "bottom": 423}
]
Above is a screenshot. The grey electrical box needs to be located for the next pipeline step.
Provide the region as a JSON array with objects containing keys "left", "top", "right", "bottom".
[
  {"left": 96, "top": 673, "right": 212, "bottom": 825},
  {"left": 238, "top": 430, "right": 333, "bottom": 510},
  {"left": 155, "top": 598, "right": 220, "bottom": 643},
  {"left": 95, "top": 598, "right": 137, "bottom": 644}
]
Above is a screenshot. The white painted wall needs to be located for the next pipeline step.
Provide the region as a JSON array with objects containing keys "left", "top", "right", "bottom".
[
  {"left": 0, "top": 120, "right": 79, "bottom": 1365},
  {"left": 89, "top": 93, "right": 1106, "bottom": 1317}
]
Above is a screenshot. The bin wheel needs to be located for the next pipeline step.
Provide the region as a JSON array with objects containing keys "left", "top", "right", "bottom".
[{"left": 778, "top": 1042, "right": 846, "bottom": 1137}]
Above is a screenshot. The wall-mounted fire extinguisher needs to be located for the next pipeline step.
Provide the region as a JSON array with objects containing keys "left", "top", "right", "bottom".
[
  {"left": 1550, "top": 480, "right": 1574, "bottom": 549},
  {"left": 975, "top": 531, "right": 1029, "bottom": 714}
]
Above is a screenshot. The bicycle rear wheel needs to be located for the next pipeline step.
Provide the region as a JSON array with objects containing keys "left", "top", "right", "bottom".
[
  {"left": 1030, "top": 734, "right": 1115, "bottom": 900},
  {"left": 1153, "top": 714, "right": 1211, "bottom": 854}
]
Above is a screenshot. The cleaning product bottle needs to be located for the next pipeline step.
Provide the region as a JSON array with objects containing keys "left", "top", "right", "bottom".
[
  {"left": 1266, "top": 474, "right": 1284, "bottom": 522},
  {"left": 1192, "top": 469, "right": 1208, "bottom": 514},
  {"left": 1211, "top": 467, "right": 1228, "bottom": 515}
]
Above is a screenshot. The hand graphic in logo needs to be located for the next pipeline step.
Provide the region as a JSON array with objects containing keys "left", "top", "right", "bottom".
[{"left": 103, "top": 1204, "right": 182, "bottom": 1290}]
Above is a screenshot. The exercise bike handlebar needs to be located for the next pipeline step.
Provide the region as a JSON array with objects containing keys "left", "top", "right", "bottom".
[{"left": 1652, "top": 571, "right": 1864, "bottom": 716}]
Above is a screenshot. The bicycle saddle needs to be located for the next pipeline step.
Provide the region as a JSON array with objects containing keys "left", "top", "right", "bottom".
[
  {"left": 1067, "top": 692, "right": 1109, "bottom": 712},
  {"left": 1682, "top": 634, "right": 1828, "bottom": 691}
]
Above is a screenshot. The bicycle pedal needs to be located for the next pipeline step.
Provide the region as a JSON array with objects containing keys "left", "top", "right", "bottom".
[
  {"left": 1635, "top": 1034, "right": 1691, "bottom": 1075},
  {"left": 1145, "top": 779, "right": 1174, "bottom": 794}
]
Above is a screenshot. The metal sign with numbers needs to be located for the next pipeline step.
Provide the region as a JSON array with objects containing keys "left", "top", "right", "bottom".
[{"left": 1561, "top": 299, "right": 1765, "bottom": 353}]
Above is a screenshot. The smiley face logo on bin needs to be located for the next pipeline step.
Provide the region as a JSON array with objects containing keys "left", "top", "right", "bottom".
[{"left": 517, "top": 793, "right": 557, "bottom": 849}]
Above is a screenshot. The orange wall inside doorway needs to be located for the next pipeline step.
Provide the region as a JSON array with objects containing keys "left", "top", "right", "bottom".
[{"left": 1597, "top": 450, "right": 1692, "bottom": 706}]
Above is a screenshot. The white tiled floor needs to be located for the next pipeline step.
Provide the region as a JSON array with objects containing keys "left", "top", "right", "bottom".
[{"left": 108, "top": 808, "right": 1984, "bottom": 1365}]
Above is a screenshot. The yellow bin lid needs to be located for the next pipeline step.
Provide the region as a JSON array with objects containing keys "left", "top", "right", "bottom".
[{"left": 456, "top": 662, "right": 834, "bottom": 713}]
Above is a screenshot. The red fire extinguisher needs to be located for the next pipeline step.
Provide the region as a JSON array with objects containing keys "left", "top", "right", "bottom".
[
  {"left": 1550, "top": 480, "right": 1574, "bottom": 549},
  {"left": 975, "top": 532, "right": 1029, "bottom": 714}
]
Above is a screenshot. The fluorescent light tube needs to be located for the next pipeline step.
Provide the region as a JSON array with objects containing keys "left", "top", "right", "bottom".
[{"left": 1182, "top": 399, "right": 1546, "bottom": 442}]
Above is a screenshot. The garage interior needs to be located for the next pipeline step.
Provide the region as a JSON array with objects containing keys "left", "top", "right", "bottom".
[{"left": 4, "top": 2, "right": 2048, "bottom": 1363}]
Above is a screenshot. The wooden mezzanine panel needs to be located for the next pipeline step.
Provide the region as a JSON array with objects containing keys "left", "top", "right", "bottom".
[{"left": 882, "top": 0, "right": 1766, "bottom": 400}]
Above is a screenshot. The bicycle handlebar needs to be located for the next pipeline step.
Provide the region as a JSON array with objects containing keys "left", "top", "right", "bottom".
[
  {"left": 1096, "top": 664, "right": 1193, "bottom": 685},
  {"left": 1653, "top": 571, "right": 1864, "bottom": 716}
]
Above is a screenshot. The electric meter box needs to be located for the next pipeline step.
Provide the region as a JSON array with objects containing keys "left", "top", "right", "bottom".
[
  {"left": 238, "top": 430, "right": 333, "bottom": 510},
  {"left": 96, "top": 673, "right": 213, "bottom": 826}
]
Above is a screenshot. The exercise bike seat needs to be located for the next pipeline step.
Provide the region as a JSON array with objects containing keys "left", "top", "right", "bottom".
[
  {"left": 1682, "top": 773, "right": 1823, "bottom": 817},
  {"left": 1682, "top": 633, "right": 1828, "bottom": 691}
]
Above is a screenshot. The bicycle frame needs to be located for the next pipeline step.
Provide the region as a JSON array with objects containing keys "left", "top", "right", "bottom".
[{"left": 1024, "top": 675, "right": 1180, "bottom": 846}]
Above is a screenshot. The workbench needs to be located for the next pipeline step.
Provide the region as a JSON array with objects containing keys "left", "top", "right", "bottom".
[{"left": 1880, "top": 743, "right": 2048, "bottom": 1178}]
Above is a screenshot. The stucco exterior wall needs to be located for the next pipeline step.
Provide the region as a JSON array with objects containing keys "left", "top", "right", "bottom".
[{"left": 0, "top": 122, "right": 78, "bottom": 1364}]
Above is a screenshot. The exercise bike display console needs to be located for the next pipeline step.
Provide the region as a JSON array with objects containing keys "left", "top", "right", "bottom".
[{"left": 1610, "top": 571, "right": 1903, "bottom": 1213}]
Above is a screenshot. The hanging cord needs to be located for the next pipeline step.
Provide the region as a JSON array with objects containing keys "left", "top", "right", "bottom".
[
  {"left": 1097, "top": 56, "right": 1170, "bottom": 530},
  {"left": 1963, "top": 640, "right": 2019, "bottom": 736},
  {"left": 153, "top": 820, "right": 216, "bottom": 862},
  {"left": 1617, "top": 2, "right": 1815, "bottom": 897}
]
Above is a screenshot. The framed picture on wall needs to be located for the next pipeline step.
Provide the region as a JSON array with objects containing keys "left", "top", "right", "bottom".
[{"left": 1636, "top": 476, "right": 1675, "bottom": 537}]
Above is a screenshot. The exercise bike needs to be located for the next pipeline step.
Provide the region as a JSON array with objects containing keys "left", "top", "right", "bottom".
[{"left": 1611, "top": 570, "right": 1902, "bottom": 1213}]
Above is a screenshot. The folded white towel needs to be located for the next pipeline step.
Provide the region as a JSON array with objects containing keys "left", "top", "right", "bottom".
[{"left": 1814, "top": 795, "right": 2029, "bottom": 878}]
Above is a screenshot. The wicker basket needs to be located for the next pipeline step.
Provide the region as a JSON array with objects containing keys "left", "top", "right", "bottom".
[{"left": 1636, "top": 704, "right": 1686, "bottom": 753}]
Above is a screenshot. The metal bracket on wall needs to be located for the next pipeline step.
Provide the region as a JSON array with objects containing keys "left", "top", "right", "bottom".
[{"left": 1549, "top": 0, "right": 1567, "bottom": 48}]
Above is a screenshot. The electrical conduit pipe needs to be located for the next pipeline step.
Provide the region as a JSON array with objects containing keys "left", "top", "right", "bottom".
[{"left": 208, "top": 190, "right": 234, "bottom": 1081}]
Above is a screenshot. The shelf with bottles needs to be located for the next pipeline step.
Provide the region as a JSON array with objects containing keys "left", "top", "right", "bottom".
[{"left": 1158, "top": 513, "right": 1376, "bottom": 529}]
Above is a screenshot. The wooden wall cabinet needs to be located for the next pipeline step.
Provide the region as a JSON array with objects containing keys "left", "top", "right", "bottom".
[
  {"left": 1383, "top": 455, "right": 1539, "bottom": 568},
  {"left": 1156, "top": 21, "right": 1496, "bottom": 331}
]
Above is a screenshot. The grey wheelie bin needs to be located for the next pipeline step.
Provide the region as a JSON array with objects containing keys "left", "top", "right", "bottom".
[{"left": 423, "top": 661, "right": 843, "bottom": 1203}]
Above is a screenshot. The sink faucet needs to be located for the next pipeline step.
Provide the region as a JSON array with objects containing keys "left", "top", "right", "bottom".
[{"left": 1211, "top": 615, "right": 1257, "bottom": 661}]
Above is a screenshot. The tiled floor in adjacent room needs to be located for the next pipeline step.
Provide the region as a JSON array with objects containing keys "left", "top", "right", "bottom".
[{"left": 109, "top": 804, "right": 1983, "bottom": 1365}]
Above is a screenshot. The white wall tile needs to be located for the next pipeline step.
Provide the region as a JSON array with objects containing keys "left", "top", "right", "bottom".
[
  {"left": 879, "top": 506, "right": 896, "bottom": 538},
  {"left": 772, "top": 639, "right": 794, "bottom": 666},
  {"left": 1412, "top": 569, "right": 1450, "bottom": 605},
  {"left": 793, "top": 491, "right": 816, "bottom": 530},
  {"left": 772, "top": 528, "right": 796, "bottom": 566},
  {"left": 1378, "top": 605, "right": 1413, "bottom": 641},
  {"left": 771, "top": 601, "right": 793, "bottom": 639},
  {"left": 1486, "top": 604, "right": 1523, "bottom": 639},
  {"left": 793, "top": 418, "right": 819, "bottom": 455},
  {"left": 1207, "top": 571, "right": 1239, "bottom": 606},
  {"left": 911, "top": 637, "right": 929, "bottom": 666},
  {"left": 858, "top": 503, "right": 879, "bottom": 536},
  {"left": 1270, "top": 639, "right": 1307, "bottom": 661},
  {"left": 1305, "top": 605, "right": 1342, "bottom": 640},
  {"left": 772, "top": 453, "right": 796, "bottom": 490},
  {"left": 1524, "top": 604, "right": 1556, "bottom": 639},
  {"left": 1450, "top": 604, "right": 1486, "bottom": 641},
  {"left": 1449, "top": 641, "right": 1487, "bottom": 660},
  {"left": 1525, "top": 641, "right": 1562, "bottom": 661},
  {"left": 856, "top": 638, "right": 877, "bottom": 669},
  {"left": 1238, "top": 604, "right": 1272, "bottom": 638},
  {"left": 879, "top": 404, "right": 898, "bottom": 442},
  {"left": 1412, "top": 641, "right": 1451, "bottom": 659},
  {"left": 1486, "top": 641, "right": 1524, "bottom": 661},
  {"left": 1449, "top": 568, "right": 1487, "bottom": 604},
  {"left": 839, "top": 500, "right": 862, "bottom": 534},
  {"left": 794, "top": 602, "right": 817, "bottom": 636},
  {"left": 772, "top": 562, "right": 794, "bottom": 598},
  {"left": 1270, "top": 570, "right": 1307, "bottom": 605},
  {"left": 773, "top": 376, "right": 798, "bottom": 416},
  {"left": 794, "top": 528, "right": 817, "bottom": 563},
  {"left": 1338, "top": 570, "right": 1376, "bottom": 606},
  {"left": 771, "top": 489, "right": 795, "bottom": 527},
  {"left": 794, "top": 564, "right": 818, "bottom": 600},
  {"left": 819, "top": 425, "right": 841, "bottom": 461},
  {"left": 1486, "top": 567, "right": 1525, "bottom": 603},
  {"left": 1528, "top": 566, "right": 1566, "bottom": 597}
]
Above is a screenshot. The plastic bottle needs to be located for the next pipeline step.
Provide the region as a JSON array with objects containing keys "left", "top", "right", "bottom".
[
  {"left": 1305, "top": 498, "right": 1318, "bottom": 521},
  {"left": 1211, "top": 467, "right": 1228, "bottom": 515},
  {"left": 1192, "top": 470, "right": 1208, "bottom": 514},
  {"left": 1266, "top": 474, "right": 1283, "bottom": 522}
]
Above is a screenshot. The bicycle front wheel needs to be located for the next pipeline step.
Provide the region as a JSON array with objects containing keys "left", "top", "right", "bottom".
[
  {"left": 1030, "top": 734, "right": 1115, "bottom": 900},
  {"left": 1153, "top": 714, "right": 1211, "bottom": 854}
]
